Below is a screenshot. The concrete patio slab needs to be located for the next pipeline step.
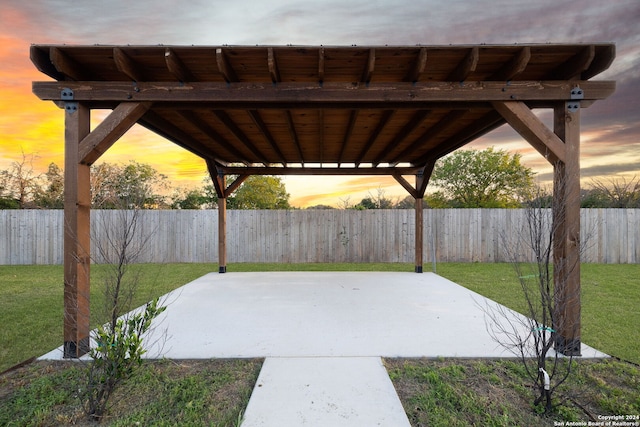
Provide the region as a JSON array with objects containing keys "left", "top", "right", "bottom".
[
  {"left": 241, "top": 357, "right": 410, "bottom": 427},
  {"left": 40, "top": 271, "right": 607, "bottom": 360}
]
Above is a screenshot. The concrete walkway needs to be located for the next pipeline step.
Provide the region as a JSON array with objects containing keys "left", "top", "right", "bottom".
[{"left": 40, "top": 272, "right": 607, "bottom": 426}]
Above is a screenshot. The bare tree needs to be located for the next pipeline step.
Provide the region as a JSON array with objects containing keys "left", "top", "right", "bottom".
[
  {"left": 587, "top": 175, "right": 640, "bottom": 208},
  {"left": 77, "top": 197, "right": 167, "bottom": 422},
  {"left": 480, "top": 182, "right": 586, "bottom": 413}
]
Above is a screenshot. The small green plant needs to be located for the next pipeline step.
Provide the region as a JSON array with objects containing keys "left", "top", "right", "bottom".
[{"left": 83, "top": 297, "right": 165, "bottom": 421}]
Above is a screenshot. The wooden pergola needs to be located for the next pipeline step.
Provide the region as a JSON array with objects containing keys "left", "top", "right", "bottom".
[{"left": 31, "top": 43, "right": 615, "bottom": 358}]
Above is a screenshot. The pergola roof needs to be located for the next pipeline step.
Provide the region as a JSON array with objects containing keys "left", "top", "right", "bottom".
[{"left": 31, "top": 44, "right": 615, "bottom": 176}]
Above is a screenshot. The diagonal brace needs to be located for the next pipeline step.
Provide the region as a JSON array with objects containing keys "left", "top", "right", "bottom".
[
  {"left": 79, "top": 102, "right": 152, "bottom": 165},
  {"left": 492, "top": 101, "right": 566, "bottom": 165}
]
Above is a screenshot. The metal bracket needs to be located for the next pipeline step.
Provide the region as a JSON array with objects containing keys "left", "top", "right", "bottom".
[
  {"left": 570, "top": 86, "right": 584, "bottom": 100},
  {"left": 61, "top": 88, "right": 74, "bottom": 100},
  {"left": 567, "top": 86, "right": 583, "bottom": 112},
  {"left": 61, "top": 88, "right": 78, "bottom": 114},
  {"left": 65, "top": 102, "right": 79, "bottom": 113}
]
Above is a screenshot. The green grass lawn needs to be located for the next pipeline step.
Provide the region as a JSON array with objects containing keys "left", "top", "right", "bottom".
[{"left": 1, "top": 262, "right": 639, "bottom": 372}]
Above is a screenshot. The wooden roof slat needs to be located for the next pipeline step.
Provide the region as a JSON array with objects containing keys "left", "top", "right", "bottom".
[
  {"left": 361, "top": 48, "right": 376, "bottom": 84},
  {"left": 419, "top": 110, "right": 505, "bottom": 163},
  {"left": 30, "top": 46, "right": 65, "bottom": 81},
  {"left": 284, "top": 110, "right": 304, "bottom": 164},
  {"left": 165, "top": 48, "right": 196, "bottom": 82},
  {"left": 489, "top": 46, "right": 531, "bottom": 81},
  {"left": 267, "top": 48, "right": 281, "bottom": 84},
  {"left": 373, "top": 109, "right": 431, "bottom": 166},
  {"left": 318, "top": 109, "right": 324, "bottom": 164},
  {"left": 338, "top": 110, "right": 359, "bottom": 165},
  {"left": 389, "top": 110, "right": 467, "bottom": 165},
  {"left": 582, "top": 44, "right": 615, "bottom": 80},
  {"left": 213, "top": 110, "right": 269, "bottom": 164},
  {"left": 318, "top": 47, "right": 325, "bottom": 83},
  {"left": 176, "top": 110, "right": 248, "bottom": 163},
  {"left": 140, "top": 111, "right": 217, "bottom": 161},
  {"left": 113, "top": 48, "right": 145, "bottom": 82},
  {"left": 50, "top": 47, "right": 88, "bottom": 81},
  {"left": 405, "top": 47, "right": 428, "bottom": 83},
  {"left": 447, "top": 46, "right": 479, "bottom": 82},
  {"left": 551, "top": 45, "right": 595, "bottom": 80},
  {"left": 355, "top": 109, "right": 394, "bottom": 166},
  {"left": 247, "top": 110, "right": 287, "bottom": 165},
  {"left": 216, "top": 48, "right": 239, "bottom": 83}
]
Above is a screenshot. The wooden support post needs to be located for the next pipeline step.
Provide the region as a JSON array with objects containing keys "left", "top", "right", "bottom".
[
  {"left": 63, "top": 103, "right": 91, "bottom": 358},
  {"left": 218, "top": 196, "right": 227, "bottom": 273},
  {"left": 415, "top": 197, "right": 424, "bottom": 273},
  {"left": 553, "top": 102, "right": 582, "bottom": 356}
]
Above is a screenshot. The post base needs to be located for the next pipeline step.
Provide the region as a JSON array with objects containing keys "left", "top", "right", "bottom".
[
  {"left": 219, "top": 266, "right": 227, "bottom": 273},
  {"left": 554, "top": 335, "right": 581, "bottom": 356},
  {"left": 415, "top": 266, "right": 423, "bottom": 273},
  {"left": 63, "top": 337, "right": 90, "bottom": 358}
]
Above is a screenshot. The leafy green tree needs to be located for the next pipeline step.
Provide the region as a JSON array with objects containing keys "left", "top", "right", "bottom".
[
  {"left": 354, "top": 189, "right": 395, "bottom": 209},
  {"left": 91, "top": 161, "right": 169, "bottom": 209},
  {"left": 32, "top": 163, "right": 64, "bottom": 208},
  {"left": 170, "top": 188, "right": 211, "bottom": 209},
  {"left": 0, "top": 169, "right": 19, "bottom": 209},
  {"left": 430, "top": 147, "right": 535, "bottom": 208},
  {"left": 228, "top": 175, "right": 290, "bottom": 209}
]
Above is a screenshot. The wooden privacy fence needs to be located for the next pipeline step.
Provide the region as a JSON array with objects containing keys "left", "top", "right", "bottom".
[{"left": 1, "top": 209, "right": 638, "bottom": 265}]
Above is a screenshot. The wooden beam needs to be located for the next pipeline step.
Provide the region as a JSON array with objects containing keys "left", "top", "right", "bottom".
[
  {"left": 361, "top": 48, "right": 375, "bottom": 84},
  {"left": 213, "top": 110, "right": 269, "bottom": 164},
  {"left": 583, "top": 44, "right": 615, "bottom": 80},
  {"left": 416, "top": 110, "right": 505, "bottom": 165},
  {"left": 318, "top": 109, "right": 324, "bottom": 164},
  {"left": 393, "top": 173, "right": 418, "bottom": 199},
  {"left": 30, "top": 46, "right": 65, "bottom": 81},
  {"left": 33, "top": 80, "right": 617, "bottom": 105},
  {"left": 373, "top": 109, "right": 431, "bottom": 166},
  {"left": 552, "top": 101, "right": 582, "bottom": 356},
  {"left": 216, "top": 48, "right": 239, "bottom": 83},
  {"left": 247, "top": 110, "right": 287, "bottom": 164},
  {"left": 447, "top": 46, "right": 479, "bottom": 82},
  {"left": 405, "top": 47, "right": 428, "bottom": 83},
  {"left": 318, "top": 47, "right": 325, "bottom": 83},
  {"left": 338, "top": 110, "right": 359, "bottom": 166},
  {"left": 268, "top": 48, "right": 281, "bottom": 84},
  {"left": 63, "top": 103, "right": 91, "bottom": 358},
  {"left": 140, "top": 111, "right": 215, "bottom": 160},
  {"left": 165, "top": 48, "right": 196, "bottom": 82},
  {"left": 492, "top": 101, "right": 566, "bottom": 164},
  {"left": 284, "top": 110, "right": 304, "bottom": 164},
  {"left": 113, "top": 48, "right": 145, "bottom": 82},
  {"left": 355, "top": 109, "right": 394, "bottom": 166},
  {"left": 50, "top": 47, "right": 87, "bottom": 81},
  {"left": 552, "top": 45, "right": 595, "bottom": 80},
  {"left": 489, "top": 47, "right": 530, "bottom": 81},
  {"left": 79, "top": 102, "right": 152, "bottom": 165},
  {"left": 177, "top": 110, "right": 248, "bottom": 162},
  {"left": 217, "top": 197, "right": 227, "bottom": 273},
  {"left": 389, "top": 110, "right": 466, "bottom": 165},
  {"left": 218, "top": 166, "right": 422, "bottom": 175},
  {"left": 416, "top": 163, "right": 435, "bottom": 198},
  {"left": 206, "top": 159, "right": 226, "bottom": 198},
  {"left": 415, "top": 197, "right": 424, "bottom": 273}
]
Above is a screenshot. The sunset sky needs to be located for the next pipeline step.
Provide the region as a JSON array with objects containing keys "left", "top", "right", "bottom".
[{"left": 1, "top": 0, "right": 638, "bottom": 207}]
